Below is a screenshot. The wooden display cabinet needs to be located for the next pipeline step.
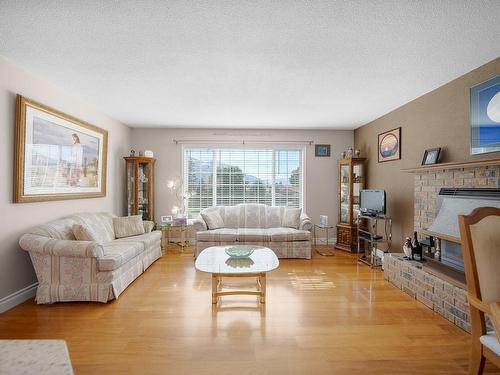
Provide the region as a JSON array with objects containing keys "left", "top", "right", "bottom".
[
  {"left": 124, "top": 156, "right": 155, "bottom": 221},
  {"left": 335, "top": 157, "right": 366, "bottom": 252}
]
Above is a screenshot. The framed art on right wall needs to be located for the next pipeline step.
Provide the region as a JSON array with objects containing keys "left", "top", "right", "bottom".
[
  {"left": 470, "top": 75, "right": 500, "bottom": 155},
  {"left": 378, "top": 127, "right": 401, "bottom": 163}
]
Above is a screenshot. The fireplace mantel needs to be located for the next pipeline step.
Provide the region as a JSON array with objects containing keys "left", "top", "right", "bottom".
[
  {"left": 421, "top": 228, "right": 460, "bottom": 244},
  {"left": 401, "top": 157, "right": 500, "bottom": 173}
]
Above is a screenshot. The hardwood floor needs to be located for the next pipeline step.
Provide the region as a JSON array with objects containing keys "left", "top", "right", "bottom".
[{"left": 1, "top": 245, "right": 499, "bottom": 374}]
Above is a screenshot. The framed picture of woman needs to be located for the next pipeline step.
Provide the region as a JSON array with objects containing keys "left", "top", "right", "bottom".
[{"left": 14, "top": 95, "right": 108, "bottom": 202}]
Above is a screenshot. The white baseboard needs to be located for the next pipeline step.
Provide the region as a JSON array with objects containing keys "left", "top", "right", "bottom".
[{"left": 0, "top": 282, "right": 38, "bottom": 314}]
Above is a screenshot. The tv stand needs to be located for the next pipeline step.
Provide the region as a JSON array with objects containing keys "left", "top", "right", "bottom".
[{"left": 357, "top": 215, "right": 392, "bottom": 268}]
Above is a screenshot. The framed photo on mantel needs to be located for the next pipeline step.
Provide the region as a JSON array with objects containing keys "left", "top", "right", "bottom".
[{"left": 14, "top": 95, "right": 108, "bottom": 203}]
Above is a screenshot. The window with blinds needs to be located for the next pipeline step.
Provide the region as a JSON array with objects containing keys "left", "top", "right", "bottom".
[{"left": 183, "top": 147, "right": 303, "bottom": 217}]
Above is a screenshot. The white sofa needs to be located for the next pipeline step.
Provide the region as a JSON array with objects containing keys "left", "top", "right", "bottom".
[
  {"left": 19, "top": 212, "right": 162, "bottom": 304},
  {"left": 193, "top": 204, "right": 312, "bottom": 259}
]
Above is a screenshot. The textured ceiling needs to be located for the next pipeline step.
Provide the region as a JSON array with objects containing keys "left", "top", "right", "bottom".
[{"left": 1, "top": 1, "right": 499, "bottom": 129}]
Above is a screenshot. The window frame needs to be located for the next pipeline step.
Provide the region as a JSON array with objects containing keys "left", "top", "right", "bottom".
[{"left": 181, "top": 143, "right": 306, "bottom": 216}]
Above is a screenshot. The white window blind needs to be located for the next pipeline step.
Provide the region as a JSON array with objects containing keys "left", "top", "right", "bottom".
[{"left": 183, "top": 147, "right": 303, "bottom": 217}]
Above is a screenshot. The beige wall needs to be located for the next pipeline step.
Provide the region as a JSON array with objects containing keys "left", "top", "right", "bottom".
[
  {"left": 354, "top": 58, "right": 500, "bottom": 250},
  {"left": 0, "top": 58, "right": 131, "bottom": 300},
  {"left": 130, "top": 128, "right": 353, "bottom": 232}
]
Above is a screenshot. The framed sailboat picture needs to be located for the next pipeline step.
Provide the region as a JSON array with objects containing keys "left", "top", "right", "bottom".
[{"left": 14, "top": 95, "right": 108, "bottom": 202}]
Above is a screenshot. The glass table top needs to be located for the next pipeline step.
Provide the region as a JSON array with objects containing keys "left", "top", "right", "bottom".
[{"left": 195, "top": 246, "right": 279, "bottom": 274}]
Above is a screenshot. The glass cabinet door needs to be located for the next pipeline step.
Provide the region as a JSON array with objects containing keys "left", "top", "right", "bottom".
[
  {"left": 352, "top": 163, "right": 363, "bottom": 223},
  {"left": 137, "top": 162, "right": 150, "bottom": 221},
  {"left": 339, "top": 164, "right": 350, "bottom": 224},
  {"left": 127, "top": 161, "right": 135, "bottom": 216},
  {"left": 125, "top": 157, "right": 155, "bottom": 221}
]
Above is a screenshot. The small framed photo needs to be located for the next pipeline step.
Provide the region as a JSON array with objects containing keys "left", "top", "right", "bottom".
[
  {"left": 161, "top": 215, "right": 173, "bottom": 224},
  {"left": 315, "top": 144, "right": 331, "bottom": 157},
  {"left": 319, "top": 215, "right": 328, "bottom": 227},
  {"left": 421, "top": 147, "right": 441, "bottom": 165}
]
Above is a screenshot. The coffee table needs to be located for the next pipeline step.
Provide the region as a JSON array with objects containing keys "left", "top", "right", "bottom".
[{"left": 195, "top": 246, "right": 279, "bottom": 304}]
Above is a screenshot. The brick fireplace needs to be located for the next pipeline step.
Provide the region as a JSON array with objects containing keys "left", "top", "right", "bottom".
[
  {"left": 383, "top": 158, "right": 500, "bottom": 332},
  {"left": 413, "top": 164, "right": 499, "bottom": 234}
]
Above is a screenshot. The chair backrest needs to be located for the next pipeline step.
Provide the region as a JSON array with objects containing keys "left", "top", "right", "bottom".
[{"left": 459, "top": 207, "right": 500, "bottom": 305}]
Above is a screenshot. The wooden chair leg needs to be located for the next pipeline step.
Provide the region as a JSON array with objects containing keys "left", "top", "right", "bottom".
[{"left": 469, "top": 343, "right": 485, "bottom": 375}]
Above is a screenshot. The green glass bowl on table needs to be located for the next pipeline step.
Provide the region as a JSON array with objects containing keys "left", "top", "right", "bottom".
[{"left": 224, "top": 245, "right": 258, "bottom": 258}]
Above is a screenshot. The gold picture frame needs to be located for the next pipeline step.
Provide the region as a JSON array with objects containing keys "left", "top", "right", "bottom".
[{"left": 14, "top": 95, "right": 108, "bottom": 203}]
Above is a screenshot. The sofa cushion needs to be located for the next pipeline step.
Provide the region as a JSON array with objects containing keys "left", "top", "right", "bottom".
[
  {"left": 241, "top": 204, "right": 266, "bottom": 228},
  {"left": 74, "top": 213, "right": 116, "bottom": 242},
  {"left": 282, "top": 208, "right": 302, "bottom": 229},
  {"left": 266, "top": 206, "right": 283, "bottom": 228},
  {"left": 201, "top": 210, "right": 225, "bottom": 230},
  {"left": 237, "top": 228, "right": 269, "bottom": 242},
  {"left": 114, "top": 231, "right": 162, "bottom": 251},
  {"left": 223, "top": 205, "right": 241, "bottom": 228},
  {"left": 197, "top": 228, "right": 238, "bottom": 242},
  {"left": 113, "top": 215, "right": 145, "bottom": 238},
  {"left": 72, "top": 224, "right": 101, "bottom": 242},
  {"left": 98, "top": 241, "right": 144, "bottom": 271},
  {"left": 29, "top": 212, "right": 116, "bottom": 241},
  {"left": 268, "top": 228, "right": 310, "bottom": 242}
]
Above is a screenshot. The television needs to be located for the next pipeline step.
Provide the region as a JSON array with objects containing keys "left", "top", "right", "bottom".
[{"left": 360, "top": 189, "right": 386, "bottom": 216}]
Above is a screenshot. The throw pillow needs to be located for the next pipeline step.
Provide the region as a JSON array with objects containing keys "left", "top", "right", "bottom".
[
  {"left": 201, "top": 210, "right": 225, "bottom": 230},
  {"left": 113, "top": 215, "right": 145, "bottom": 238},
  {"left": 143, "top": 220, "right": 155, "bottom": 233},
  {"left": 266, "top": 206, "right": 282, "bottom": 228},
  {"left": 282, "top": 208, "right": 302, "bottom": 229},
  {"left": 72, "top": 224, "right": 101, "bottom": 242},
  {"left": 224, "top": 206, "right": 240, "bottom": 228}
]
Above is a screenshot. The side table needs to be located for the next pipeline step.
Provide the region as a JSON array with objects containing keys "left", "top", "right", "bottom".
[
  {"left": 158, "top": 223, "right": 193, "bottom": 253},
  {"left": 313, "top": 224, "right": 336, "bottom": 256}
]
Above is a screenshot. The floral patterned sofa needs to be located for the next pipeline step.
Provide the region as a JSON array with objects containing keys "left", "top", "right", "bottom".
[
  {"left": 19, "top": 212, "right": 162, "bottom": 304},
  {"left": 193, "top": 204, "right": 312, "bottom": 259}
]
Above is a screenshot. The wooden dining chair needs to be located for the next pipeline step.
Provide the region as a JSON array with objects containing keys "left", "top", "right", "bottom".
[{"left": 459, "top": 207, "right": 500, "bottom": 374}]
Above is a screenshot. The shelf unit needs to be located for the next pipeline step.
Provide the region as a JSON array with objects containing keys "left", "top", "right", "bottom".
[
  {"left": 124, "top": 156, "right": 155, "bottom": 221},
  {"left": 335, "top": 157, "right": 366, "bottom": 252},
  {"left": 357, "top": 215, "right": 392, "bottom": 267}
]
